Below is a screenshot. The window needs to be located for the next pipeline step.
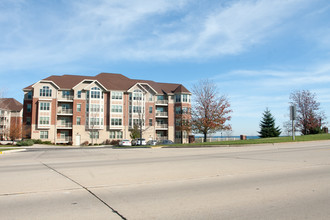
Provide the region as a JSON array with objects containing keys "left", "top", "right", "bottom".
[
  {"left": 133, "top": 90, "right": 143, "bottom": 100},
  {"left": 27, "top": 91, "right": 32, "bottom": 99},
  {"left": 132, "top": 119, "right": 144, "bottom": 126},
  {"left": 182, "top": 107, "right": 189, "bottom": 114},
  {"left": 77, "top": 91, "right": 82, "bottom": 98},
  {"left": 176, "top": 131, "right": 182, "bottom": 138},
  {"left": 90, "top": 104, "right": 100, "bottom": 112},
  {"left": 117, "top": 131, "right": 123, "bottom": 139},
  {"left": 40, "top": 86, "right": 52, "bottom": 97},
  {"left": 175, "top": 107, "right": 181, "bottom": 114},
  {"left": 39, "top": 117, "right": 50, "bottom": 125},
  {"left": 109, "top": 131, "right": 116, "bottom": 139},
  {"left": 182, "top": 94, "right": 187, "bottom": 102},
  {"left": 149, "top": 106, "right": 152, "bottom": 114},
  {"left": 62, "top": 91, "right": 70, "bottom": 97},
  {"left": 27, "top": 104, "right": 32, "bottom": 113},
  {"left": 149, "top": 95, "right": 153, "bottom": 101},
  {"left": 149, "top": 119, "right": 152, "bottom": 126},
  {"left": 77, "top": 104, "right": 81, "bottom": 112},
  {"left": 111, "top": 105, "right": 122, "bottom": 113},
  {"left": 26, "top": 117, "right": 31, "bottom": 125},
  {"left": 111, "top": 118, "right": 122, "bottom": 126},
  {"left": 40, "top": 102, "right": 50, "bottom": 111},
  {"left": 91, "top": 87, "right": 101, "bottom": 99},
  {"left": 112, "top": 92, "right": 123, "bottom": 100},
  {"left": 77, "top": 117, "right": 81, "bottom": 125},
  {"left": 157, "top": 95, "right": 164, "bottom": 100},
  {"left": 175, "top": 94, "right": 181, "bottom": 102},
  {"left": 90, "top": 118, "right": 100, "bottom": 126},
  {"left": 90, "top": 131, "right": 99, "bottom": 139},
  {"left": 40, "top": 131, "right": 48, "bottom": 139},
  {"left": 176, "top": 118, "right": 181, "bottom": 126},
  {"left": 133, "top": 106, "right": 142, "bottom": 113}
]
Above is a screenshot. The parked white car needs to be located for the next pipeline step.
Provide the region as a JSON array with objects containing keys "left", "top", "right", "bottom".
[{"left": 119, "top": 139, "right": 132, "bottom": 146}]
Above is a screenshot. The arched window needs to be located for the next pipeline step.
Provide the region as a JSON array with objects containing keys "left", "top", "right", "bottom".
[
  {"left": 40, "top": 86, "right": 52, "bottom": 97},
  {"left": 91, "top": 87, "right": 101, "bottom": 99}
]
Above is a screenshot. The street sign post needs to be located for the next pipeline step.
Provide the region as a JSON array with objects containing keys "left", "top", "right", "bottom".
[{"left": 290, "top": 106, "right": 296, "bottom": 140}]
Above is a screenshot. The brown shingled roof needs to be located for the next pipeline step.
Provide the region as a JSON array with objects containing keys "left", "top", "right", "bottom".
[
  {"left": 0, "top": 98, "right": 23, "bottom": 112},
  {"left": 23, "top": 73, "right": 191, "bottom": 94}
]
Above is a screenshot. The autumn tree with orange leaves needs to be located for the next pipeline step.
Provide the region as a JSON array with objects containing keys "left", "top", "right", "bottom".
[{"left": 192, "top": 79, "right": 232, "bottom": 142}]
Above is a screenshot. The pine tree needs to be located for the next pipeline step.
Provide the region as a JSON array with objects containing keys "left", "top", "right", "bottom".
[{"left": 258, "top": 108, "right": 281, "bottom": 138}]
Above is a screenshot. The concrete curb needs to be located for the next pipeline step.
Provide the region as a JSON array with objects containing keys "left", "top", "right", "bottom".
[{"left": 0, "top": 149, "right": 26, "bottom": 154}]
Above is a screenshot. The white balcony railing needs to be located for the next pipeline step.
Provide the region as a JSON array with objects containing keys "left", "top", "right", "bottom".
[
  {"left": 58, "top": 109, "right": 73, "bottom": 114},
  {"left": 59, "top": 95, "right": 74, "bottom": 101},
  {"left": 156, "top": 100, "right": 168, "bottom": 105},
  {"left": 156, "top": 124, "right": 168, "bottom": 128},
  {"left": 156, "top": 112, "right": 168, "bottom": 117},
  {"left": 57, "top": 122, "right": 73, "bottom": 128},
  {"left": 57, "top": 136, "right": 72, "bottom": 143}
]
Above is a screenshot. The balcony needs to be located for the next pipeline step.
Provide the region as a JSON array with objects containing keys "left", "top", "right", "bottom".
[
  {"left": 57, "top": 108, "right": 73, "bottom": 115},
  {"left": 156, "top": 112, "right": 168, "bottom": 117},
  {"left": 156, "top": 136, "right": 168, "bottom": 141},
  {"left": 58, "top": 95, "right": 74, "bottom": 102},
  {"left": 156, "top": 100, "right": 168, "bottom": 105},
  {"left": 156, "top": 124, "right": 168, "bottom": 130},
  {"left": 57, "top": 122, "right": 73, "bottom": 129},
  {"left": 57, "top": 136, "right": 72, "bottom": 143}
]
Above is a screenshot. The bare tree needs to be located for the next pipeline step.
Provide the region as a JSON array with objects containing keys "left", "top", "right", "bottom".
[
  {"left": 289, "top": 90, "right": 326, "bottom": 135},
  {"left": 192, "top": 79, "right": 232, "bottom": 142}
]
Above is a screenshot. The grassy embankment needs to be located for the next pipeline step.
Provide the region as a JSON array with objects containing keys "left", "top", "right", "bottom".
[{"left": 170, "top": 133, "right": 330, "bottom": 147}]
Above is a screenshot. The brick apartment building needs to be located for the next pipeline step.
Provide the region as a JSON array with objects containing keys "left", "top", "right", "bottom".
[
  {"left": 0, "top": 98, "right": 23, "bottom": 141},
  {"left": 22, "top": 73, "right": 191, "bottom": 145}
]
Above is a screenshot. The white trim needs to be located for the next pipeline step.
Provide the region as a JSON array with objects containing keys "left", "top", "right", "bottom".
[
  {"left": 73, "top": 79, "right": 107, "bottom": 91},
  {"left": 32, "top": 80, "right": 60, "bottom": 89}
]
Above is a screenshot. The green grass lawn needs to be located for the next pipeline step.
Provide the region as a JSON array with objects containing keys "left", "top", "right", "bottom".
[{"left": 170, "top": 133, "right": 330, "bottom": 147}]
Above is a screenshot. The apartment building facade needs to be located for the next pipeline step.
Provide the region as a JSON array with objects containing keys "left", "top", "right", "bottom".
[
  {"left": 23, "top": 73, "right": 191, "bottom": 145},
  {"left": 0, "top": 98, "right": 23, "bottom": 140}
]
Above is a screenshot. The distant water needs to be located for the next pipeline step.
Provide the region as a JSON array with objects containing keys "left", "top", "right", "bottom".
[{"left": 195, "top": 136, "right": 260, "bottom": 140}]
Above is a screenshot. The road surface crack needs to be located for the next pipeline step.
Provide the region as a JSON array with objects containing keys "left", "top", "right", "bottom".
[{"left": 41, "top": 162, "right": 127, "bottom": 220}]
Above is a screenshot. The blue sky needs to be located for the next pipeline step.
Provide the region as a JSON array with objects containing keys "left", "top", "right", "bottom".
[{"left": 1, "top": 0, "right": 330, "bottom": 136}]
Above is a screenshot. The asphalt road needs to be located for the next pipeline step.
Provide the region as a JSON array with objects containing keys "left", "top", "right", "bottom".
[{"left": 1, "top": 141, "right": 330, "bottom": 219}]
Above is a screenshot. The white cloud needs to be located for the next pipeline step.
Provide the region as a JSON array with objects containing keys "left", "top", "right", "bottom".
[{"left": 0, "top": 0, "right": 317, "bottom": 72}]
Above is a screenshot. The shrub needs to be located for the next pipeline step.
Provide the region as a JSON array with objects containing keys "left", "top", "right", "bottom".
[
  {"left": 16, "top": 139, "right": 34, "bottom": 146},
  {"left": 110, "top": 140, "right": 120, "bottom": 146},
  {"left": 104, "top": 139, "right": 112, "bottom": 145},
  {"left": 43, "top": 141, "right": 52, "bottom": 145},
  {"left": 32, "top": 139, "right": 43, "bottom": 144},
  {"left": 68, "top": 141, "right": 73, "bottom": 146},
  {"left": 81, "top": 141, "right": 89, "bottom": 146}
]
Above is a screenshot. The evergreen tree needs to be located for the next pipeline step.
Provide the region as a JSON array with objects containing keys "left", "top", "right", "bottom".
[{"left": 258, "top": 108, "right": 281, "bottom": 138}]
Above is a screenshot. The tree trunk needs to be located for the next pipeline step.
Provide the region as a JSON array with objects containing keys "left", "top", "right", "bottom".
[{"left": 203, "top": 133, "right": 207, "bottom": 143}]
